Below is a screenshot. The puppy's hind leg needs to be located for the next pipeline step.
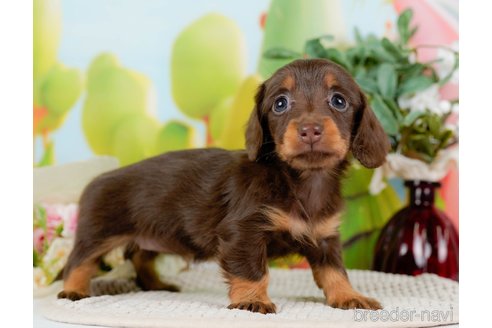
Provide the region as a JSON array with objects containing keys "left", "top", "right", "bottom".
[
  {"left": 58, "top": 236, "right": 130, "bottom": 301},
  {"left": 130, "top": 249, "right": 180, "bottom": 292}
]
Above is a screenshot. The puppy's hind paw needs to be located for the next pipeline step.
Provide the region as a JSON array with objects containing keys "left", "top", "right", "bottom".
[
  {"left": 57, "top": 290, "right": 90, "bottom": 301},
  {"left": 228, "top": 301, "right": 277, "bottom": 314}
]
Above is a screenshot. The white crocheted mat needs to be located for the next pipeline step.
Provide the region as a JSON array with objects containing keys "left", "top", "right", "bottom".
[{"left": 38, "top": 263, "right": 458, "bottom": 328}]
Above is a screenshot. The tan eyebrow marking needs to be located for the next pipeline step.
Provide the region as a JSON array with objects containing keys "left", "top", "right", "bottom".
[
  {"left": 281, "top": 75, "right": 295, "bottom": 90},
  {"left": 324, "top": 73, "right": 338, "bottom": 88}
]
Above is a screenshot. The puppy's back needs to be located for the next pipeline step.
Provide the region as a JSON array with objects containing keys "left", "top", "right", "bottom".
[{"left": 75, "top": 148, "right": 245, "bottom": 248}]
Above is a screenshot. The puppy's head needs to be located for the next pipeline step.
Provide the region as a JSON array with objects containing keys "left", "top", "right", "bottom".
[{"left": 246, "top": 59, "right": 390, "bottom": 170}]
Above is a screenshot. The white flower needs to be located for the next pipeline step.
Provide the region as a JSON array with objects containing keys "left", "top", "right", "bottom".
[
  {"left": 398, "top": 84, "right": 451, "bottom": 115},
  {"left": 43, "top": 238, "right": 74, "bottom": 280},
  {"left": 58, "top": 203, "right": 78, "bottom": 238},
  {"left": 33, "top": 267, "right": 48, "bottom": 288},
  {"left": 438, "top": 100, "right": 451, "bottom": 113},
  {"left": 436, "top": 41, "right": 459, "bottom": 84},
  {"left": 369, "top": 148, "right": 459, "bottom": 195}
]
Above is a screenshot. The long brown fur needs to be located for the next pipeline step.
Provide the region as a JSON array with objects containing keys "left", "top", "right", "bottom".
[{"left": 59, "top": 59, "right": 388, "bottom": 313}]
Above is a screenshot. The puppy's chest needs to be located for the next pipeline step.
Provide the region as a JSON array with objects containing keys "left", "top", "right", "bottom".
[{"left": 264, "top": 207, "right": 341, "bottom": 243}]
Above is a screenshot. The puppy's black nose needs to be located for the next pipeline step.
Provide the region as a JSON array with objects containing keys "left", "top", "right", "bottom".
[{"left": 298, "top": 123, "right": 323, "bottom": 145}]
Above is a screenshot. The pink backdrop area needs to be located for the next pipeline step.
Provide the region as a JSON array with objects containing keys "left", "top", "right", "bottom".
[{"left": 394, "top": 0, "right": 459, "bottom": 231}]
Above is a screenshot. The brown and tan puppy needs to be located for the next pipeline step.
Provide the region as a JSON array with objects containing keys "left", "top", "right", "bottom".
[{"left": 58, "top": 59, "right": 388, "bottom": 314}]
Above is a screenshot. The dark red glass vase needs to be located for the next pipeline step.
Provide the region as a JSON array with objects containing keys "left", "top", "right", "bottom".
[{"left": 373, "top": 180, "right": 459, "bottom": 281}]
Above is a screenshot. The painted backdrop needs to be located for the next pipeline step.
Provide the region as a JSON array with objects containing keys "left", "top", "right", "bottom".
[{"left": 33, "top": 0, "right": 458, "bottom": 269}]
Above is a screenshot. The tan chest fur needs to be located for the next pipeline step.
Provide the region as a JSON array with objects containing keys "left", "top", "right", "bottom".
[{"left": 263, "top": 207, "right": 341, "bottom": 243}]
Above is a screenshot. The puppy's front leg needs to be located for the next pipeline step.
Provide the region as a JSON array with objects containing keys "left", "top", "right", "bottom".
[
  {"left": 218, "top": 231, "right": 276, "bottom": 314},
  {"left": 303, "top": 235, "right": 382, "bottom": 310}
]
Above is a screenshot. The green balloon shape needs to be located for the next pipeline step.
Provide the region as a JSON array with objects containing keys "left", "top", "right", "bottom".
[
  {"left": 209, "top": 96, "right": 233, "bottom": 143},
  {"left": 111, "top": 115, "right": 160, "bottom": 166},
  {"left": 215, "top": 75, "right": 262, "bottom": 150},
  {"left": 33, "top": 0, "right": 61, "bottom": 80},
  {"left": 171, "top": 13, "right": 246, "bottom": 119},
  {"left": 82, "top": 53, "right": 157, "bottom": 155},
  {"left": 35, "top": 63, "right": 84, "bottom": 135},
  {"left": 40, "top": 63, "right": 84, "bottom": 117},
  {"left": 257, "top": 0, "right": 348, "bottom": 78},
  {"left": 155, "top": 121, "right": 196, "bottom": 154}
]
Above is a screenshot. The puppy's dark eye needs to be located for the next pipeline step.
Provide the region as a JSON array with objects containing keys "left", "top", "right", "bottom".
[
  {"left": 329, "top": 94, "right": 348, "bottom": 112},
  {"left": 272, "top": 96, "right": 290, "bottom": 114}
]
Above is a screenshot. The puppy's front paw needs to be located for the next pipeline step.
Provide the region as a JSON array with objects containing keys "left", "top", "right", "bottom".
[
  {"left": 328, "top": 293, "right": 382, "bottom": 310},
  {"left": 57, "top": 290, "right": 90, "bottom": 301},
  {"left": 228, "top": 301, "right": 277, "bottom": 314}
]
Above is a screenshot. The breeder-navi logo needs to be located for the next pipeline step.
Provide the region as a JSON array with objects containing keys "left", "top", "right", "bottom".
[{"left": 354, "top": 306, "right": 454, "bottom": 323}]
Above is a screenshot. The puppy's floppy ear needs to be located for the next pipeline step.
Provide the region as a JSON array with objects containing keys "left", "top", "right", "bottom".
[
  {"left": 245, "top": 83, "right": 266, "bottom": 161},
  {"left": 351, "top": 92, "right": 390, "bottom": 168}
]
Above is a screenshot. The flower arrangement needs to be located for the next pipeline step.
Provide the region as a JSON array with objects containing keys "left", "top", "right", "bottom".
[
  {"left": 33, "top": 203, "right": 78, "bottom": 287},
  {"left": 265, "top": 9, "right": 458, "bottom": 172},
  {"left": 33, "top": 203, "right": 126, "bottom": 288}
]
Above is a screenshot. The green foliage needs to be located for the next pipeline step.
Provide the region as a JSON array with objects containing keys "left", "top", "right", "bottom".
[
  {"left": 264, "top": 9, "right": 459, "bottom": 164},
  {"left": 399, "top": 112, "right": 455, "bottom": 163}
]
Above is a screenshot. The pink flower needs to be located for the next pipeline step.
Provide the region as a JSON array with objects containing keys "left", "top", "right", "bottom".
[
  {"left": 33, "top": 228, "right": 45, "bottom": 254},
  {"left": 43, "top": 204, "right": 64, "bottom": 242},
  {"left": 60, "top": 204, "right": 79, "bottom": 238},
  {"left": 34, "top": 203, "right": 79, "bottom": 261}
]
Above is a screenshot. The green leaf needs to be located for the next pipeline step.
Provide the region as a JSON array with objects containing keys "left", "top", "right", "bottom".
[
  {"left": 346, "top": 47, "right": 367, "bottom": 66},
  {"left": 324, "top": 48, "right": 352, "bottom": 71},
  {"left": 377, "top": 63, "right": 397, "bottom": 99},
  {"left": 369, "top": 46, "right": 396, "bottom": 63},
  {"left": 403, "top": 110, "right": 425, "bottom": 126},
  {"left": 398, "top": 63, "right": 425, "bottom": 78},
  {"left": 383, "top": 98, "right": 403, "bottom": 121},
  {"left": 304, "top": 38, "right": 326, "bottom": 58},
  {"left": 370, "top": 95, "right": 399, "bottom": 136},
  {"left": 263, "top": 48, "right": 302, "bottom": 60},
  {"left": 409, "top": 26, "right": 418, "bottom": 40},
  {"left": 33, "top": 204, "right": 47, "bottom": 230},
  {"left": 355, "top": 76, "right": 379, "bottom": 94},
  {"left": 428, "top": 114, "right": 441, "bottom": 134},
  {"left": 353, "top": 66, "right": 367, "bottom": 79},
  {"left": 381, "top": 38, "right": 403, "bottom": 60},
  {"left": 34, "top": 250, "right": 40, "bottom": 267},
  {"left": 409, "top": 135, "right": 434, "bottom": 156},
  {"left": 354, "top": 27, "right": 364, "bottom": 44},
  {"left": 55, "top": 223, "right": 64, "bottom": 236},
  {"left": 398, "top": 76, "right": 434, "bottom": 97},
  {"left": 397, "top": 9, "right": 413, "bottom": 44},
  {"left": 438, "top": 129, "right": 454, "bottom": 149}
]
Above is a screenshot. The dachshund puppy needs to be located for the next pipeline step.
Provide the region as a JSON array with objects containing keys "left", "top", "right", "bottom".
[{"left": 58, "top": 59, "right": 389, "bottom": 314}]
